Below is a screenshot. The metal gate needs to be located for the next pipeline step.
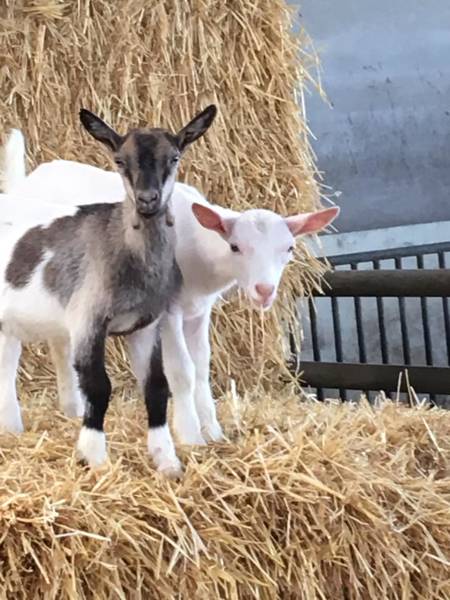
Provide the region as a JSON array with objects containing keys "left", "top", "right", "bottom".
[{"left": 292, "top": 241, "right": 450, "bottom": 405}]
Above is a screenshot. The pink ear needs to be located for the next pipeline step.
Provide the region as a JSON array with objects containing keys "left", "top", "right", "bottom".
[
  {"left": 285, "top": 206, "right": 340, "bottom": 237},
  {"left": 191, "top": 203, "right": 234, "bottom": 236}
]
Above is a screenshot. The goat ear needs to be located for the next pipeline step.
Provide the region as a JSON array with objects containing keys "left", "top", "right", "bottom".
[
  {"left": 79, "top": 109, "right": 122, "bottom": 152},
  {"left": 285, "top": 206, "right": 340, "bottom": 237},
  {"left": 177, "top": 105, "right": 217, "bottom": 151},
  {"left": 191, "top": 203, "right": 234, "bottom": 237}
]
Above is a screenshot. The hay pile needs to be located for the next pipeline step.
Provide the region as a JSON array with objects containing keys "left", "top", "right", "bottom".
[
  {"left": 0, "top": 0, "right": 326, "bottom": 392},
  {"left": 1, "top": 385, "right": 450, "bottom": 599},
  {"left": 4, "top": 4, "right": 449, "bottom": 598}
]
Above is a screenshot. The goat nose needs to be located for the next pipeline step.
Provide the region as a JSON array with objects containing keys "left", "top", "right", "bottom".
[
  {"left": 138, "top": 191, "right": 159, "bottom": 205},
  {"left": 255, "top": 283, "right": 275, "bottom": 300}
]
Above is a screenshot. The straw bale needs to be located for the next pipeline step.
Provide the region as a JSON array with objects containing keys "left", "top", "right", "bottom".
[
  {"left": 0, "top": 0, "right": 327, "bottom": 392},
  {"left": 2, "top": 4, "right": 450, "bottom": 598},
  {"left": 1, "top": 382, "right": 450, "bottom": 599}
]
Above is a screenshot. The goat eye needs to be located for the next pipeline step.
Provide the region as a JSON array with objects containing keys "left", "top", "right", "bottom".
[
  {"left": 114, "top": 158, "right": 124, "bottom": 168},
  {"left": 230, "top": 244, "right": 240, "bottom": 253},
  {"left": 171, "top": 156, "right": 180, "bottom": 165}
]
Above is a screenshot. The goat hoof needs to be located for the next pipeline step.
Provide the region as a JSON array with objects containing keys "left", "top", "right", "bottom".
[
  {"left": 202, "top": 420, "right": 225, "bottom": 443},
  {"left": 77, "top": 427, "right": 107, "bottom": 467},
  {"left": 176, "top": 429, "right": 207, "bottom": 446},
  {"left": 148, "top": 427, "right": 183, "bottom": 477},
  {"left": 174, "top": 414, "right": 206, "bottom": 446},
  {"left": 0, "top": 406, "right": 24, "bottom": 434},
  {"left": 157, "top": 459, "right": 184, "bottom": 480},
  {"left": 60, "top": 390, "right": 85, "bottom": 418}
]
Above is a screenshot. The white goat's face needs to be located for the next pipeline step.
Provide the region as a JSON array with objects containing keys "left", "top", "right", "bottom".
[
  {"left": 226, "top": 211, "right": 295, "bottom": 309},
  {"left": 192, "top": 204, "right": 340, "bottom": 310}
]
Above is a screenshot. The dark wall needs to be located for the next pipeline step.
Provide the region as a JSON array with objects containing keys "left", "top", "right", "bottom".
[{"left": 293, "top": 1, "right": 450, "bottom": 233}]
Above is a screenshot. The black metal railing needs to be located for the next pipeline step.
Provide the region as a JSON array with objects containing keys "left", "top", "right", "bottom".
[{"left": 292, "top": 241, "right": 450, "bottom": 403}]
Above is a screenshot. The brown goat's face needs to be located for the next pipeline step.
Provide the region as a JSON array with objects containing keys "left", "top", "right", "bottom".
[
  {"left": 79, "top": 106, "right": 217, "bottom": 218},
  {"left": 113, "top": 129, "right": 180, "bottom": 217}
]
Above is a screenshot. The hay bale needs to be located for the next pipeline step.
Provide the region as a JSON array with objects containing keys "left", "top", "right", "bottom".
[
  {"left": 1, "top": 389, "right": 450, "bottom": 599},
  {"left": 0, "top": 0, "right": 326, "bottom": 392}
]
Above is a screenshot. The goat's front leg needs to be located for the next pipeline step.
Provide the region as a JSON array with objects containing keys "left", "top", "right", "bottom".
[
  {"left": 0, "top": 332, "right": 23, "bottom": 433},
  {"left": 161, "top": 311, "right": 206, "bottom": 446},
  {"left": 48, "top": 338, "right": 84, "bottom": 418},
  {"left": 73, "top": 322, "right": 111, "bottom": 467},
  {"left": 184, "top": 308, "right": 224, "bottom": 442}
]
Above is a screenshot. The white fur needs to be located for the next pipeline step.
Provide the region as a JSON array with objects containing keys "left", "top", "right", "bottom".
[
  {"left": 161, "top": 309, "right": 206, "bottom": 445},
  {"left": 1, "top": 129, "right": 26, "bottom": 193},
  {"left": 0, "top": 208, "right": 84, "bottom": 436},
  {"left": 77, "top": 427, "right": 107, "bottom": 466},
  {"left": 0, "top": 248, "right": 69, "bottom": 342},
  {"left": 0, "top": 335, "right": 23, "bottom": 433},
  {"left": 2, "top": 131, "right": 338, "bottom": 473},
  {"left": 126, "top": 320, "right": 160, "bottom": 390},
  {"left": 49, "top": 339, "right": 85, "bottom": 417}
]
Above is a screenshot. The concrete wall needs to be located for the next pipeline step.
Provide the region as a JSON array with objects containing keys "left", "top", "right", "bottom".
[{"left": 293, "top": 0, "right": 450, "bottom": 233}]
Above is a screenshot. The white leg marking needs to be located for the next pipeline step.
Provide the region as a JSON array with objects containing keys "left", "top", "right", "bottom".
[
  {"left": 49, "top": 338, "right": 84, "bottom": 418},
  {"left": 0, "top": 334, "right": 23, "bottom": 433},
  {"left": 161, "top": 313, "right": 206, "bottom": 446},
  {"left": 77, "top": 426, "right": 107, "bottom": 467},
  {"left": 147, "top": 426, "right": 183, "bottom": 478}
]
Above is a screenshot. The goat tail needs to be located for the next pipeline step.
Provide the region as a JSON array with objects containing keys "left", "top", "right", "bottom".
[{"left": 1, "top": 129, "right": 26, "bottom": 193}]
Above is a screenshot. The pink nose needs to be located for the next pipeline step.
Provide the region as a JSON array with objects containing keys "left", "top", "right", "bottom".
[{"left": 255, "top": 283, "right": 275, "bottom": 301}]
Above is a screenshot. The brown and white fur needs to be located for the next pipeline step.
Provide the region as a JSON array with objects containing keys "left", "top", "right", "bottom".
[{"left": 0, "top": 105, "right": 216, "bottom": 476}]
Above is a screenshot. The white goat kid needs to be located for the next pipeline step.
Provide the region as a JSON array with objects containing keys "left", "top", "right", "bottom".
[{"left": 5, "top": 132, "right": 339, "bottom": 456}]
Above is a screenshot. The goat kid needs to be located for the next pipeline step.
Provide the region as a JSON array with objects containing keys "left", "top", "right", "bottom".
[
  {"left": 3, "top": 134, "right": 339, "bottom": 466},
  {"left": 0, "top": 106, "right": 216, "bottom": 477}
]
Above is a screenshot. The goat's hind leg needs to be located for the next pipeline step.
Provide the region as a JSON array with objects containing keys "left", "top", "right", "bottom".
[
  {"left": 127, "top": 324, "right": 182, "bottom": 478},
  {"left": 49, "top": 338, "right": 85, "bottom": 418},
  {"left": 0, "top": 332, "right": 23, "bottom": 433}
]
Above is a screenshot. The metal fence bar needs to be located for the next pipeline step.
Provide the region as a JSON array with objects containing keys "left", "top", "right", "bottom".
[
  {"left": 416, "top": 255, "right": 435, "bottom": 402},
  {"left": 308, "top": 298, "right": 324, "bottom": 401},
  {"left": 373, "top": 260, "right": 389, "bottom": 364},
  {"left": 351, "top": 263, "right": 368, "bottom": 398},
  {"left": 299, "top": 361, "right": 450, "bottom": 395},
  {"left": 416, "top": 256, "right": 433, "bottom": 365},
  {"left": 325, "top": 241, "right": 450, "bottom": 267},
  {"left": 314, "top": 269, "right": 450, "bottom": 297},
  {"left": 438, "top": 251, "right": 450, "bottom": 366},
  {"left": 331, "top": 297, "right": 346, "bottom": 400},
  {"left": 351, "top": 264, "right": 367, "bottom": 363},
  {"left": 394, "top": 257, "right": 411, "bottom": 366}
]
